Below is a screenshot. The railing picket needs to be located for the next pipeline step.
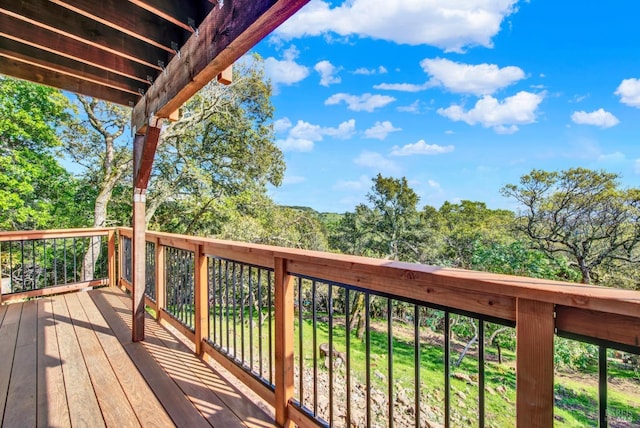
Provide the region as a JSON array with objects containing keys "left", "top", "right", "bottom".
[
  {"left": 599, "top": 345, "right": 608, "bottom": 427},
  {"left": 345, "top": 288, "right": 351, "bottom": 428},
  {"left": 479, "top": 320, "right": 485, "bottom": 428},
  {"left": 414, "top": 304, "right": 421, "bottom": 428},
  {"left": 365, "top": 292, "right": 371, "bottom": 428},
  {"left": 387, "top": 297, "right": 393, "bottom": 428},
  {"left": 444, "top": 311, "right": 451, "bottom": 428}
]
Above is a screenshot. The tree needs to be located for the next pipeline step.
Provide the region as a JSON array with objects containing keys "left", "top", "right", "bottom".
[
  {"left": 502, "top": 168, "right": 640, "bottom": 285},
  {"left": 60, "top": 55, "right": 284, "bottom": 276},
  {"left": 437, "top": 200, "right": 514, "bottom": 268},
  {"left": 366, "top": 174, "right": 422, "bottom": 261},
  {"left": 0, "top": 77, "right": 85, "bottom": 230}
]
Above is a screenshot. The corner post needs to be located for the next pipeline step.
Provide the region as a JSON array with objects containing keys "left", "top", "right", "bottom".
[
  {"left": 155, "top": 240, "right": 165, "bottom": 321},
  {"left": 194, "top": 244, "right": 209, "bottom": 355},
  {"left": 107, "top": 229, "right": 116, "bottom": 287},
  {"left": 516, "top": 298, "right": 555, "bottom": 427},
  {"left": 274, "top": 257, "right": 294, "bottom": 427},
  {"left": 132, "top": 186, "right": 146, "bottom": 342}
]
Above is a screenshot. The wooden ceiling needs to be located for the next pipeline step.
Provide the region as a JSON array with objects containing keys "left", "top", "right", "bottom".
[{"left": 0, "top": 0, "right": 308, "bottom": 133}]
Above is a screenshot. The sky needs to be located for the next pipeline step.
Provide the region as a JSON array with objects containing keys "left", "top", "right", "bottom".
[{"left": 246, "top": 0, "right": 640, "bottom": 214}]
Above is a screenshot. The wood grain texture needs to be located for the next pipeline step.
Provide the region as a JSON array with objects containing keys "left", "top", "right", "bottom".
[
  {"left": 0, "top": 304, "right": 23, "bottom": 423},
  {"left": 3, "top": 301, "right": 37, "bottom": 427},
  {"left": 91, "top": 288, "right": 211, "bottom": 428},
  {"left": 274, "top": 257, "right": 295, "bottom": 427},
  {"left": 51, "top": 294, "right": 106, "bottom": 427},
  {"left": 516, "top": 299, "right": 554, "bottom": 428},
  {"left": 65, "top": 292, "right": 140, "bottom": 427},
  {"left": 36, "top": 298, "right": 71, "bottom": 428},
  {"left": 194, "top": 244, "right": 209, "bottom": 355},
  {"left": 132, "top": 0, "right": 310, "bottom": 132},
  {"left": 556, "top": 306, "right": 640, "bottom": 350},
  {"left": 76, "top": 291, "right": 174, "bottom": 426},
  {"left": 132, "top": 193, "right": 146, "bottom": 341}
]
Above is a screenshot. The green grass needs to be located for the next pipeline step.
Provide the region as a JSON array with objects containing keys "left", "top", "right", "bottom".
[{"left": 171, "top": 305, "right": 638, "bottom": 427}]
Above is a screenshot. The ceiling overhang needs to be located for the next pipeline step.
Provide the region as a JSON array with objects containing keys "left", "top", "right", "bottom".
[{"left": 0, "top": 0, "right": 309, "bottom": 134}]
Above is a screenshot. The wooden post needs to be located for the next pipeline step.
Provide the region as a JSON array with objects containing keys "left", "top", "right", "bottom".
[
  {"left": 194, "top": 244, "right": 209, "bottom": 355},
  {"left": 132, "top": 187, "right": 146, "bottom": 342},
  {"left": 107, "top": 229, "right": 116, "bottom": 287},
  {"left": 274, "top": 257, "right": 294, "bottom": 427},
  {"left": 155, "top": 240, "right": 165, "bottom": 321},
  {"left": 516, "top": 299, "right": 555, "bottom": 427},
  {"left": 131, "top": 121, "right": 162, "bottom": 342}
]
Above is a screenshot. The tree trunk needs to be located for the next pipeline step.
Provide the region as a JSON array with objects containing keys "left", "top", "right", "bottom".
[{"left": 82, "top": 188, "right": 109, "bottom": 280}]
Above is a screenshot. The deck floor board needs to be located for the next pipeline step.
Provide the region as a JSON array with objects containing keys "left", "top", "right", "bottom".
[{"left": 0, "top": 287, "right": 275, "bottom": 428}]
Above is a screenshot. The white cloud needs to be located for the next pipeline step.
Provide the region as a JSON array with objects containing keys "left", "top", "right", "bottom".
[
  {"left": 283, "top": 175, "right": 306, "bottom": 184},
  {"left": 278, "top": 119, "right": 356, "bottom": 151},
  {"left": 325, "top": 93, "right": 395, "bottom": 112},
  {"left": 420, "top": 58, "right": 525, "bottom": 95},
  {"left": 277, "top": 138, "right": 315, "bottom": 152},
  {"left": 289, "top": 120, "right": 323, "bottom": 140},
  {"left": 263, "top": 46, "right": 309, "bottom": 88},
  {"left": 390, "top": 140, "right": 455, "bottom": 156},
  {"left": 354, "top": 151, "right": 400, "bottom": 174},
  {"left": 274, "top": 117, "right": 293, "bottom": 133},
  {"left": 615, "top": 78, "right": 640, "bottom": 108},
  {"left": 571, "top": 108, "right": 620, "bottom": 128},
  {"left": 427, "top": 179, "right": 441, "bottom": 189},
  {"left": 314, "top": 60, "right": 341, "bottom": 86},
  {"left": 364, "top": 121, "right": 401, "bottom": 140},
  {"left": 597, "top": 152, "right": 625, "bottom": 162},
  {"left": 354, "top": 65, "right": 388, "bottom": 75},
  {"left": 397, "top": 100, "right": 420, "bottom": 113},
  {"left": 437, "top": 91, "right": 544, "bottom": 133},
  {"left": 374, "top": 82, "right": 431, "bottom": 92},
  {"left": 323, "top": 119, "right": 356, "bottom": 139},
  {"left": 275, "top": 0, "right": 519, "bottom": 52},
  {"left": 333, "top": 175, "right": 370, "bottom": 191}
]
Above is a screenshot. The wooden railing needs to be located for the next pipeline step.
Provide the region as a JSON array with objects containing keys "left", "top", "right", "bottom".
[
  {"left": 115, "top": 227, "right": 640, "bottom": 428},
  {"left": 0, "top": 228, "right": 116, "bottom": 302},
  {"left": 2, "top": 228, "right": 637, "bottom": 426}
]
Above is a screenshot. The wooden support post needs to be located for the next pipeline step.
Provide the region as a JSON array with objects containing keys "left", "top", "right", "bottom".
[
  {"left": 132, "top": 187, "right": 146, "bottom": 342},
  {"left": 194, "top": 244, "right": 209, "bottom": 355},
  {"left": 155, "top": 240, "right": 165, "bottom": 321},
  {"left": 107, "top": 229, "right": 116, "bottom": 287},
  {"left": 516, "top": 299, "right": 555, "bottom": 427},
  {"left": 274, "top": 257, "right": 295, "bottom": 428}
]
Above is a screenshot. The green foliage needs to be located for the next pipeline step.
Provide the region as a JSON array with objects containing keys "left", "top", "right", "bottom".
[
  {"left": 0, "top": 77, "right": 88, "bottom": 230},
  {"left": 502, "top": 168, "right": 640, "bottom": 285}
]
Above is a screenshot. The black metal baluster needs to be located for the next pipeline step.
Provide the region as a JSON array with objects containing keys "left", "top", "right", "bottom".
[
  {"left": 599, "top": 345, "right": 608, "bottom": 427},
  {"left": 20, "top": 240, "right": 25, "bottom": 290},
  {"left": 298, "top": 277, "right": 304, "bottom": 407},
  {"left": 53, "top": 239, "right": 58, "bottom": 286},
  {"left": 73, "top": 237, "right": 77, "bottom": 282},
  {"left": 233, "top": 262, "right": 238, "bottom": 359},
  {"left": 249, "top": 266, "right": 254, "bottom": 373},
  {"left": 43, "top": 240, "right": 47, "bottom": 289},
  {"left": 240, "top": 264, "right": 245, "bottom": 364},
  {"left": 388, "top": 298, "right": 394, "bottom": 428},
  {"left": 345, "top": 288, "right": 351, "bottom": 427},
  {"left": 479, "top": 320, "right": 485, "bottom": 428},
  {"left": 328, "top": 283, "right": 334, "bottom": 426},
  {"left": 365, "top": 292, "right": 371, "bottom": 428},
  {"left": 63, "top": 238, "right": 68, "bottom": 284},
  {"left": 258, "top": 268, "right": 263, "bottom": 378},
  {"left": 225, "top": 260, "right": 230, "bottom": 352},
  {"left": 312, "top": 280, "right": 318, "bottom": 416},
  {"left": 414, "top": 305, "right": 421, "bottom": 428},
  {"left": 268, "top": 270, "right": 273, "bottom": 384},
  {"left": 32, "top": 240, "right": 36, "bottom": 289},
  {"left": 444, "top": 312, "right": 451, "bottom": 428}
]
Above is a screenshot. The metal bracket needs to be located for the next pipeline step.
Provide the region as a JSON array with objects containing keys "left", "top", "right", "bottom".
[{"left": 171, "top": 41, "right": 181, "bottom": 59}]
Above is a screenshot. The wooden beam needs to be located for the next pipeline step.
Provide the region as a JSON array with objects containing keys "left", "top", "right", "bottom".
[
  {"left": 217, "top": 65, "right": 233, "bottom": 85},
  {"left": 51, "top": 0, "right": 189, "bottom": 52},
  {"left": 0, "top": 13, "right": 158, "bottom": 84},
  {"left": 127, "top": 0, "right": 213, "bottom": 33},
  {"left": 108, "top": 230, "right": 116, "bottom": 288},
  {"left": 516, "top": 299, "right": 554, "bottom": 427},
  {"left": 0, "top": 55, "right": 139, "bottom": 106},
  {"left": 0, "top": 0, "right": 168, "bottom": 70},
  {"left": 134, "top": 122, "right": 162, "bottom": 189},
  {"left": 274, "top": 257, "right": 295, "bottom": 427},
  {"left": 0, "top": 37, "right": 143, "bottom": 96},
  {"left": 132, "top": 0, "right": 310, "bottom": 133}
]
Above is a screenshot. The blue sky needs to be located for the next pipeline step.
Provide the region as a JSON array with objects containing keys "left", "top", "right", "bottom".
[{"left": 247, "top": 0, "right": 640, "bottom": 214}]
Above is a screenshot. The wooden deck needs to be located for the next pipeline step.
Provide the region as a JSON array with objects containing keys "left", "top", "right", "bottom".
[{"left": 0, "top": 287, "right": 276, "bottom": 428}]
